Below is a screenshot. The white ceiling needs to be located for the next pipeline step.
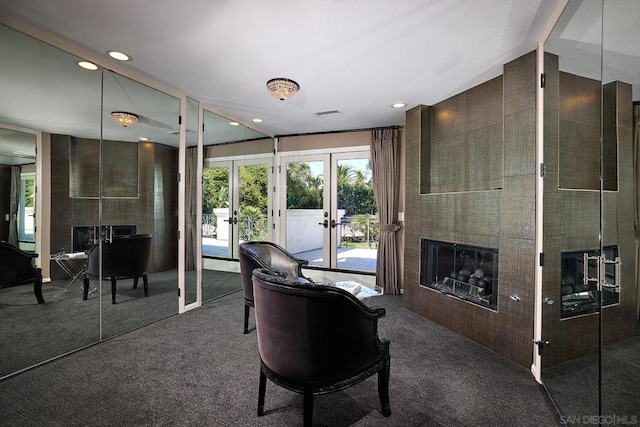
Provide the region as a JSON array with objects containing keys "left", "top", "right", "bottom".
[{"left": 0, "top": 0, "right": 562, "bottom": 139}]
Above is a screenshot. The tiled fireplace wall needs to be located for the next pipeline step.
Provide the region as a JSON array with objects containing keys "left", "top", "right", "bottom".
[
  {"left": 405, "top": 50, "right": 637, "bottom": 367},
  {"left": 404, "top": 51, "right": 538, "bottom": 367}
]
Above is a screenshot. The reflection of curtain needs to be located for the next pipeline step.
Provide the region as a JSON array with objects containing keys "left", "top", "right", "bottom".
[
  {"left": 371, "top": 128, "right": 401, "bottom": 295},
  {"left": 8, "top": 166, "right": 20, "bottom": 246},
  {"left": 634, "top": 103, "right": 640, "bottom": 321},
  {"left": 185, "top": 147, "right": 198, "bottom": 270}
]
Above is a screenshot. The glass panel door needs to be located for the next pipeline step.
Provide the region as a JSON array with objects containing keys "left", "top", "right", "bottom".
[
  {"left": 202, "top": 161, "right": 232, "bottom": 258},
  {"left": 280, "top": 150, "right": 377, "bottom": 272},
  {"left": 281, "top": 154, "right": 328, "bottom": 267},
  {"left": 203, "top": 159, "right": 272, "bottom": 259},
  {"left": 237, "top": 162, "right": 271, "bottom": 244}
]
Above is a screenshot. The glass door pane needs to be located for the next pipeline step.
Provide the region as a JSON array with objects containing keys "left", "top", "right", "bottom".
[
  {"left": 237, "top": 162, "right": 271, "bottom": 245},
  {"left": 281, "top": 155, "right": 329, "bottom": 267},
  {"left": 333, "top": 153, "right": 377, "bottom": 271},
  {"left": 202, "top": 161, "right": 232, "bottom": 258}
]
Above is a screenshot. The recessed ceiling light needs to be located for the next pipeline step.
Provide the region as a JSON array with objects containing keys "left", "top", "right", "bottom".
[
  {"left": 391, "top": 102, "right": 406, "bottom": 109},
  {"left": 139, "top": 137, "right": 150, "bottom": 141},
  {"left": 77, "top": 61, "right": 98, "bottom": 70},
  {"left": 252, "top": 118, "right": 263, "bottom": 123},
  {"left": 229, "top": 122, "right": 240, "bottom": 126},
  {"left": 107, "top": 50, "right": 132, "bottom": 61}
]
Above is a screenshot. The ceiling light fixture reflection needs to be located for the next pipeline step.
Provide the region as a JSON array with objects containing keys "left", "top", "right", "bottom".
[
  {"left": 139, "top": 137, "right": 149, "bottom": 141},
  {"left": 77, "top": 61, "right": 98, "bottom": 70},
  {"left": 266, "top": 78, "right": 300, "bottom": 101},
  {"left": 229, "top": 121, "right": 240, "bottom": 126},
  {"left": 107, "top": 50, "right": 132, "bottom": 61},
  {"left": 253, "top": 118, "right": 263, "bottom": 123},
  {"left": 111, "top": 111, "right": 139, "bottom": 127},
  {"left": 391, "top": 102, "right": 406, "bottom": 109}
]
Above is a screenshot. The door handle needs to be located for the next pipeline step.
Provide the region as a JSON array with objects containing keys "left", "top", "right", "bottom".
[
  {"left": 330, "top": 219, "right": 337, "bottom": 228},
  {"left": 318, "top": 220, "right": 329, "bottom": 228}
]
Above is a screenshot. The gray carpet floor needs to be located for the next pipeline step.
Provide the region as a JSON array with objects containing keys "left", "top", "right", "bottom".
[{"left": 0, "top": 290, "right": 561, "bottom": 427}]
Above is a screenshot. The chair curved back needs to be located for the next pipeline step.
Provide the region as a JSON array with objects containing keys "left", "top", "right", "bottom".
[
  {"left": 252, "top": 268, "right": 387, "bottom": 385},
  {"left": 0, "top": 242, "right": 43, "bottom": 304},
  {"left": 252, "top": 268, "right": 391, "bottom": 424},
  {"left": 239, "top": 241, "right": 309, "bottom": 302},
  {"left": 0, "top": 242, "right": 38, "bottom": 284},
  {"left": 86, "top": 234, "right": 152, "bottom": 279}
]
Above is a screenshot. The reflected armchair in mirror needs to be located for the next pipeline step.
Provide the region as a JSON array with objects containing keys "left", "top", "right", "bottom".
[
  {"left": 82, "top": 234, "right": 152, "bottom": 304},
  {"left": 252, "top": 268, "right": 391, "bottom": 426},
  {"left": 0, "top": 242, "right": 43, "bottom": 304},
  {"left": 238, "top": 241, "right": 310, "bottom": 334}
]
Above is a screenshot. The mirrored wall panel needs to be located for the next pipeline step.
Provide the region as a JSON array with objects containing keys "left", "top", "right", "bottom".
[
  {"left": 185, "top": 97, "right": 199, "bottom": 307},
  {"left": 0, "top": 23, "right": 102, "bottom": 378},
  {"left": 98, "top": 71, "right": 180, "bottom": 339},
  {"left": 0, "top": 22, "right": 183, "bottom": 379}
]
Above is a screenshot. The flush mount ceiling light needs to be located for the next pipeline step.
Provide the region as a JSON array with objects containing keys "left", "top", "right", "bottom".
[
  {"left": 111, "top": 111, "right": 139, "bottom": 127},
  {"left": 77, "top": 61, "right": 98, "bottom": 70},
  {"left": 266, "top": 78, "right": 300, "bottom": 101},
  {"left": 391, "top": 102, "right": 407, "bottom": 109},
  {"left": 107, "top": 50, "right": 132, "bottom": 61}
]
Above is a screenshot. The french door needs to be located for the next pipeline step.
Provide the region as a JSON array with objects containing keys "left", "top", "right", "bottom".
[
  {"left": 278, "top": 149, "right": 377, "bottom": 272},
  {"left": 202, "top": 157, "right": 272, "bottom": 260}
]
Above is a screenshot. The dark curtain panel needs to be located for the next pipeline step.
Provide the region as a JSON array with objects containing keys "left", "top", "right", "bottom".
[
  {"left": 8, "top": 165, "right": 20, "bottom": 246},
  {"left": 185, "top": 147, "right": 197, "bottom": 270},
  {"left": 371, "top": 128, "right": 401, "bottom": 295}
]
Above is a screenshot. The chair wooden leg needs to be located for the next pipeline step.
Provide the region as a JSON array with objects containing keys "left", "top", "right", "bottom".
[
  {"left": 34, "top": 277, "right": 44, "bottom": 304},
  {"left": 378, "top": 356, "right": 391, "bottom": 417},
  {"left": 83, "top": 277, "right": 90, "bottom": 300},
  {"left": 111, "top": 278, "right": 117, "bottom": 304},
  {"left": 143, "top": 274, "right": 148, "bottom": 297},
  {"left": 244, "top": 304, "right": 250, "bottom": 334},
  {"left": 133, "top": 277, "right": 139, "bottom": 289},
  {"left": 258, "top": 368, "right": 267, "bottom": 416},
  {"left": 303, "top": 387, "right": 314, "bottom": 427}
]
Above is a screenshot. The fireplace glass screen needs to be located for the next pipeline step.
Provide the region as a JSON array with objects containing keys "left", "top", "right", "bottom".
[
  {"left": 420, "top": 239, "right": 498, "bottom": 310},
  {"left": 560, "top": 246, "right": 619, "bottom": 319}
]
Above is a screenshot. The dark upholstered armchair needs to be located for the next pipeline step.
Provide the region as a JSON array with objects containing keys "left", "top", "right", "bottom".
[
  {"left": 0, "top": 242, "right": 44, "bottom": 304},
  {"left": 238, "top": 241, "right": 310, "bottom": 334},
  {"left": 82, "top": 234, "right": 152, "bottom": 304},
  {"left": 252, "top": 268, "right": 391, "bottom": 426}
]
